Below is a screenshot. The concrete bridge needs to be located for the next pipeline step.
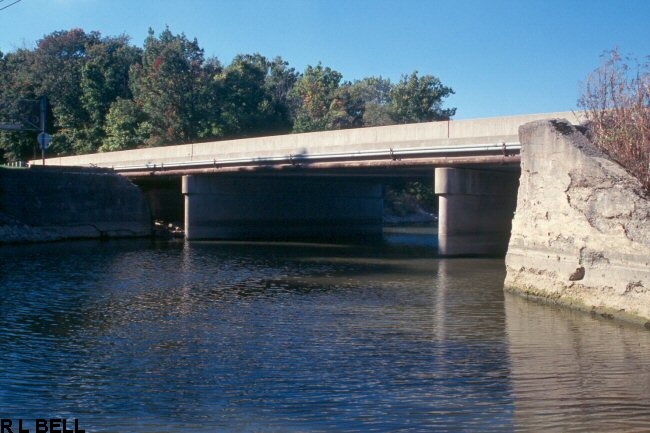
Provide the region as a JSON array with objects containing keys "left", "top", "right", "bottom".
[{"left": 32, "top": 112, "right": 583, "bottom": 255}]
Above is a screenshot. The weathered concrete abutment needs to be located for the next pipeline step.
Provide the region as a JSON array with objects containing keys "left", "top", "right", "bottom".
[
  {"left": 0, "top": 166, "right": 151, "bottom": 243},
  {"left": 182, "top": 175, "right": 383, "bottom": 241},
  {"left": 505, "top": 120, "right": 650, "bottom": 322},
  {"left": 435, "top": 167, "right": 519, "bottom": 256}
]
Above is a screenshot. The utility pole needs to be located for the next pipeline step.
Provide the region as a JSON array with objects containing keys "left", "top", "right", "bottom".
[
  {"left": 40, "top": 96, "right": 46, "bottom": 165},
  {"left": 36, "top": 96, "right": 51, "bottom": 165}
]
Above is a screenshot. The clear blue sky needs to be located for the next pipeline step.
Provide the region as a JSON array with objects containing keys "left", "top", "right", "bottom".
[{"left": 1, "top": 0, "right": 649, "bottom": 119}]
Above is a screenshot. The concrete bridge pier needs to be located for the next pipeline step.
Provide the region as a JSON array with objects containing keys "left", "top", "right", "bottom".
[
  {"left": 182, "top": 175, "right": 383, "bottom": 241},
  {"left": 435, "top": 167, "right": 519, "bottom": 256}
]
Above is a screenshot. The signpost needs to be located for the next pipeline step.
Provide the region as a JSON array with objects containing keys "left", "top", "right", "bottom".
[
  {"left": 38, "top": 96, "right": 48, "bottom": 165},
  {"left": 0, "top": 96, "right": 48, "bottom": 163},
  {"left": 37, "top": 132, "right": 51, "bottom": 165},
  {"left": 37, "top": 132, "right": 52, "bottom": 149}
]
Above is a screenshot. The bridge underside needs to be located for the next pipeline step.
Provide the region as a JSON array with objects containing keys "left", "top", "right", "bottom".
[
  {"left": 182, "top": 175, "right": 384, "bottom": 241},
  {"left": 132, "top": 163, "right": 520, "bottom": 256}
]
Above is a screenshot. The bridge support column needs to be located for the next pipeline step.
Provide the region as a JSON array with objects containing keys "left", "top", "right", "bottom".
[
  {"left": 182, "top": 175, "right": 383, "bottom": 241},
  {"left": 435, "top": 167, "right": 519, "bottom": 256}
]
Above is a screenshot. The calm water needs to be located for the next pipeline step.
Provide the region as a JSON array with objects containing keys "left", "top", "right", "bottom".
[{"left": 1, "top": 234, "right": 650, "bottom": 432}]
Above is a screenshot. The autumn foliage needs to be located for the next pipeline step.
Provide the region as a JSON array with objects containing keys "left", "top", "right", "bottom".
[
  {"left": 0, "top": 28, "right": 455, "bottom": 162},
  {"left": 579, "top": 49, "right": 650, "bottom": 192}
]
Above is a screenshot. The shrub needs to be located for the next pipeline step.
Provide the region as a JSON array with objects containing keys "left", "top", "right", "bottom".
[{"left": 578, "top": 49, "right": 650, "bottom": 191}]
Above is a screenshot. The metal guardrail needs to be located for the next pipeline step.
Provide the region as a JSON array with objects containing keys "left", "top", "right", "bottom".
[
  {"left": 0, "top": 160, "right": 28, "bottom": 168},
  {"left": 107, "top": 142, "right": 521, "bottom": 172}
]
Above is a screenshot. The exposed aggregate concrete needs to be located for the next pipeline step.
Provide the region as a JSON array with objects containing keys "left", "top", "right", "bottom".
[{"left": 505, "top": 120, "right": 650, "bottom": 324}]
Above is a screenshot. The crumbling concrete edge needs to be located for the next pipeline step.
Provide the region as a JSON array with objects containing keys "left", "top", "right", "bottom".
[{"left": 504, "top": 118, "right": 650, "bottom": 327}]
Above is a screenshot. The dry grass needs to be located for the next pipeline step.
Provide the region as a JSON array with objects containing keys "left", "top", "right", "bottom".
[{"left": 579, "top": 49, "right": 650, "bottom": 192}]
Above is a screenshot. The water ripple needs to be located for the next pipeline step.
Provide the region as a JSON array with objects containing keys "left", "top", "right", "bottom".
[{"left": 0, "top": 240, "right": 649, "bottom": 431}]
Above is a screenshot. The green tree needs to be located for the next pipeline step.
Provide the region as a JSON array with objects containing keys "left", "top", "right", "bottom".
[
  {"left": 29, "top": 29, "right": 103, "bottom": 155},
  {"left": 130, "top": 27, "right": 215, "bottom": 146},
  {"left": 80, "top": 36, "right": 142, "bottom": 152},
  {"left": 101, "top": 98, "right": 150, "bottom": 151},
  {"left": 389, "top": 71, "right": 455, "bottom": 123},
  {"left": 193, "top": 57, "right": 224, "bottom": 139},
  {"left": 0, "top": 48, "right": 41, "bottom": 161},
  {"left": 326, "top": 83, "right": 365, "bottom": 129},
  {"left": 264, "top": 56, "right": 299, "bottom": 132},
  {"left": 291, "top": 63, "right": 343, "bottom": 132},
  {"left": 349, "top": 76, "right": 393, "bottom": 126},
  {"left": 218, "top": 54, "right": 273, "bottom": 137},
  {"left": 0, "top": 30, "right": 143, "bottom": 158},
  {"left": 217, "top": 54, "right": 297, "bottom": 137},
  {"left": 1, "top": 27, "right": 457, "bottom": 160}
]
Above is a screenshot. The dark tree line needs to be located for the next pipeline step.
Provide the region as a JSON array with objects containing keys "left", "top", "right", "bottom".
[{"left": 0, "top": 28, "right": 455, "bottom": 162}]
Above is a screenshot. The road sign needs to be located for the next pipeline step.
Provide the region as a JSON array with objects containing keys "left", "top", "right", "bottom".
[
  {"left": 0, "top": 123, "right": 26, "bottom": 131},
  {"left": 38, "top": 132, "right": 52, "bottom": 150}
]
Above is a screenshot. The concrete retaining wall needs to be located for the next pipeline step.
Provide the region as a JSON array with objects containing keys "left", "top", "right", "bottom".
[
  {"left": 0, "top": 166, "right": 152, "bottom": 243},
  {"left": 505, "top": 120, "right": 650, "bottom": 323}
]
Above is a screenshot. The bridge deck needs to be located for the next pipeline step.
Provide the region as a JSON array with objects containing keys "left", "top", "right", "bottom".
[{"left": 31, "top": 112, "right": 583, "bottom": 174}]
